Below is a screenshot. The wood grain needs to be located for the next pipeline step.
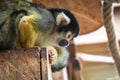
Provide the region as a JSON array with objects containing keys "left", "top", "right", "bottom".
[{"left": 0, "top": 47, "right": 40, "bottom": 80}]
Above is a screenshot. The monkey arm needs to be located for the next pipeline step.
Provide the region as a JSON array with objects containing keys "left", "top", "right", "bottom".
[
  {"left": 0, "top": 10, "right": 18, "bottom": 49},
  {"left": 18, "top": 15, "right": 41, "bottom": 48}
]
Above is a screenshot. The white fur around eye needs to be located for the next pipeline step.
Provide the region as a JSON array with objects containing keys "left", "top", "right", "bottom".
[
  {"left": 66, "top": 31, "right": 73, "bottom": 40},
  {"left": 56, "top": 12, "right": 71, "bottom": 25}
]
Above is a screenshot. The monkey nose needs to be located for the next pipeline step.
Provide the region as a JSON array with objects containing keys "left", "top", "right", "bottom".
[{"left": 59, "top": 40, "right": 69, "bottom": 47}]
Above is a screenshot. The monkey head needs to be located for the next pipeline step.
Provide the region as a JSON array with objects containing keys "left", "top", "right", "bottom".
[{"left": 49, "top": 8, "right": 79, "bottom": 47}]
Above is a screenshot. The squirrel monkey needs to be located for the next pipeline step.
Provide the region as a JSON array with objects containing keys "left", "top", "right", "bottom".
[{"left": 0, "top": 0, "right": 79, "bottom": 72}]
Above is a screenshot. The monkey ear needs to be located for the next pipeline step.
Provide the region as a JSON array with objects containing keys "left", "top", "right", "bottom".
[{"left": 56, "top": 12, "right": 71, "bottom": 26}]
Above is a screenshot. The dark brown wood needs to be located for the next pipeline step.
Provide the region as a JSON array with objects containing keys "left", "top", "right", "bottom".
[
  {"left": 71, "top": 59, "right": 81, "bottom": 80},
  {"left": 0, "top": 47, "right": 40, "bottom": 80},
  {"left": 67, "top": 43, "right": 82, "bottom": 80}
]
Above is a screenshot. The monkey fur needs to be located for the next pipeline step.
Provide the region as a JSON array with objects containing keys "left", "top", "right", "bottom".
[{"left": 0, "top": 0, "right": 79, "bottom": 72}]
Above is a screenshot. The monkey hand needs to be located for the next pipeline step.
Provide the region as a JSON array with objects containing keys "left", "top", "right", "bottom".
[{"left": 47, "top": 46, "right": 58, "bottom": 65}]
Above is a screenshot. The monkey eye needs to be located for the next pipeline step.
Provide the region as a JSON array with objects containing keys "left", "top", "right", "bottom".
[{"left": 66, "top": 32, "right": 73, "bottom": 40}]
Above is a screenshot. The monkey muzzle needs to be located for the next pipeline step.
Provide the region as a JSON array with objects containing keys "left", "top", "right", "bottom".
[{"left": 59, "top": 39, "right": 69, "bottom": 47}]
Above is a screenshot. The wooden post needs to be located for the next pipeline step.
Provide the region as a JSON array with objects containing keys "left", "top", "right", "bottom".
[
  {"left": 67, "top": 43, "right": 82, "bottom": 80},
  {"left": 0, "top": 47, "right": 52, "bottom": 80},
  {"left": 40, "top": 48, "right": 52, "bottom": 80}
]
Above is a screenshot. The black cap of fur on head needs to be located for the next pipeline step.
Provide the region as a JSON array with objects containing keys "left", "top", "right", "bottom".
[{"left": 49, "top": 8, "right": 80, "bottom": 37}]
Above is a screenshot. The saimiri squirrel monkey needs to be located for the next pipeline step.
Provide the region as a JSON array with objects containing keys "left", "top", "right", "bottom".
[{"left": 0, "top": 0, "right": 79, "bottom": 72}]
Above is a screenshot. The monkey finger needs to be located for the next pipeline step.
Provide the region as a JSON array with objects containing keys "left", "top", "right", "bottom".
[{"left": 47, "top": 46, "right": 58, "bottom": 64}]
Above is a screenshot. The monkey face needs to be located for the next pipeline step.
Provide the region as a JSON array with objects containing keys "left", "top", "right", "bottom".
[
  {"left": 56, "top": 31, "right": 73, "bottom": 47},
  {"left": 51, "top": 9, "right": 79, "bottom": 47}
]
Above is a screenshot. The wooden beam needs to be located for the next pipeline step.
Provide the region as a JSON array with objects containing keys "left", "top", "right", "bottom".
[
  {"left": 0, "top": 47, "right": 52, "bottom": 80},
  {"left": 67, "top": 43, "right": 82, "bottom": 80},
  {"left": 40, "top": 48, "right": 52, "bottom": 80},
  {"left": 0, "top": 47, "right": 40, "bottom": 80},
  {"left": 76, "top": 42, "right": 110, "bottom": 56}
]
